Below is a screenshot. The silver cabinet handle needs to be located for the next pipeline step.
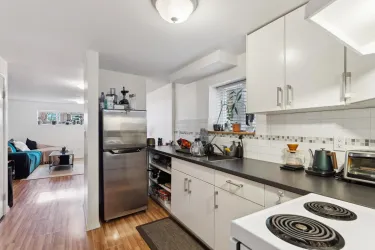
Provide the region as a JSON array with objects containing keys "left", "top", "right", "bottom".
[
  {"left": 188, "top": 179, "right": 192, "bottom": 194},
  {"left": 214, "top": 191, "right": 218, "bottom": 209},
  {"left": 286, "top": 85, "right": 293, "bottom": 105},
  {"left": 276, "top": 87, "right": 281, "bottom": 107},
  {"left": 184, "top": 178, "right": 188, "bottom": 192},
  {"left": 342, "top": 72, "right": 352, "bottom": 101},
  {"left": 226, "top": 180, "right": 243, "bottom": 188},
  {"left": 276, "top": 190, "right": 284, "bottom": 205}
]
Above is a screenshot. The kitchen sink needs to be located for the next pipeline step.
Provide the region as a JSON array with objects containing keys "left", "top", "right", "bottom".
[{"left": 205, "top": 154, "right": 238, "bottom": 162}]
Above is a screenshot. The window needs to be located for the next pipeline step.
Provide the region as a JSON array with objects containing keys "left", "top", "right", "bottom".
[
  {"left": 216, "top": 80, "right": 247, "bottom": 130},
  {"left": 38, "top": 111, "right": 84, "bottom": 125}
]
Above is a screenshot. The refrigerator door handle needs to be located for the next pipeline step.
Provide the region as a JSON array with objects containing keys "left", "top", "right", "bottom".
[{"left": 109, "top": 148, "right": 143, "bottom": 154}]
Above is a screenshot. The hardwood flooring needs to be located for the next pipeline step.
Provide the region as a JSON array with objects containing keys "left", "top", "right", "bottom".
[{"left": 0, "top": 175, "right": 168, "bottom": 250}]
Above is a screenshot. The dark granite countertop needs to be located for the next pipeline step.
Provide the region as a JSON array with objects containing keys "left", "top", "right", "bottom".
[{"left": 148, "top": 146, "right": 375, "bottom": 209}]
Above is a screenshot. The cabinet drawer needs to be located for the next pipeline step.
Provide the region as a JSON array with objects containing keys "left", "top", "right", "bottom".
[
  {"left": 215, "top": 171, "right": 265, "bottom": 206},
  {"left": 264, "top": 185, "right": 302, "bottom": 208},
  {"left": 172, "top": 158, "right": 214, "bottom": 184}
]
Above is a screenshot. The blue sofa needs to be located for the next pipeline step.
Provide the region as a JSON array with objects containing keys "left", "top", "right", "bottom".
[{"left": 8, "top": 142, "right": 42, "bottom": 179}]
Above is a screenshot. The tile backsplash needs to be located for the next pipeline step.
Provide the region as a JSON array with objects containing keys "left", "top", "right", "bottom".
[
  {"left": 211, "top": 108, "right": 375, "bottom": 168},
  {"left": 174, "top": 108, "right": 375, "bottom": 169}
]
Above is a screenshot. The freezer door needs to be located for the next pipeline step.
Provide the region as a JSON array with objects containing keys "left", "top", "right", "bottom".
[
  {"left": 102, "top": 110, "right": 147, "bottom": 150},
  {"left": 103, "top": 147, "right": 148, "bottom": 221}
]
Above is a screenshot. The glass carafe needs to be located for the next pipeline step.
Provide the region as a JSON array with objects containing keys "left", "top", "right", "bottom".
[{"left": 190, "top": 138, "right": 205, "bottom": 156}]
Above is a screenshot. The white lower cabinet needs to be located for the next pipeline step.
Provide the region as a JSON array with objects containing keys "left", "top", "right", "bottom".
[
  {"left": 171, "top": 169, "right": 191, "bottom": 228},
  {"left": 189, "top": 176, "right": 215, "bottom": 248},
  {"left": 214, "top": 188, "right": 263, "bottom": 250},
  {"left": 171, "top": 169, "right": 215, "bottom": 248},
  {"left": 264, "top": 185, "right": 301, "bottom": 208},
  {"left": 172, "top": 161, "right": 302, "bottom": 250}
]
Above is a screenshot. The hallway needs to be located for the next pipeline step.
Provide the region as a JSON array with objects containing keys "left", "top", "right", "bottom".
[{"left": 0, "top": 175, "right": 168, "bottom": 250}]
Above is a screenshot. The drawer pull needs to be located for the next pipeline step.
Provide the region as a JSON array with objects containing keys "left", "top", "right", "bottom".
[{"left": 226, "top": 180, "right": 243, "bottom": 188}]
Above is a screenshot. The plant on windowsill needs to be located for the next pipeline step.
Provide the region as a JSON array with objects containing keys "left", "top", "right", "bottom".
[{"left": 214, "top": 89, "right": 243, "bottom": 132}]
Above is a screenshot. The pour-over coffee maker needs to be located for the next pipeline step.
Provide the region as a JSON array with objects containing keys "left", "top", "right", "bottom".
[{"left": 280, "top": 144, "right": 305, "bottom": 171}]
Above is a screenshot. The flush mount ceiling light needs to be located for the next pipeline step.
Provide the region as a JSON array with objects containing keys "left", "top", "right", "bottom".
[
  {"left": 306, "top": 0, "right": 375, "bottom": 55},
  {"left": 152, "top": 0, "right": 198, "bottom": 24}
]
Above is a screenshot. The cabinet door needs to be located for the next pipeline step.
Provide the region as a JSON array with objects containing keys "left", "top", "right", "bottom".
[
  {"left": 189, "top": 177, "right": 215, "bottom": 248},
  {"left": 346, "top": 49, "right": 375, "bottom": 103},
  {"left": 285, "top": 6, "right": 345, "bottom": 110},
  {"left": 171, "top": 169, "right": 190, "bottom": 227},
  {"left": 246, "top": 16, "right": 285, "bottom": 113},
  {"left": 264, "top": 185, "right": 301, "bottom": 208},
  {"left": 214, "top": 188, "right": 263, "bottom": 250}
]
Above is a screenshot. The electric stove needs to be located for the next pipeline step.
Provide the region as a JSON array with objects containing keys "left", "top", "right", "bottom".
[{"left": 231, "top": 193, "right": 374, "bottom": 250}]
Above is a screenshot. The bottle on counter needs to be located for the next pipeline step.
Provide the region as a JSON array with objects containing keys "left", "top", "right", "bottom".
[
  {"left": 99, "top": 92, "right": 105, "bottom": 109},
  {"left": 236, "top": 142, "right": 243, "bottom": 158}
]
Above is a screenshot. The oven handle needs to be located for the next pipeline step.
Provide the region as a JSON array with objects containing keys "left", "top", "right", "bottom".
[{"left": 348, "top": 152, "right": 375, "bottom": 158}]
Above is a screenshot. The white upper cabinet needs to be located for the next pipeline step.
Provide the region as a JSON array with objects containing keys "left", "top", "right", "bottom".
[
  {"left": 285, "top": 6, "right": 345, "bottom": 110},
  {"left": 346, "top": 49, "right": 375, "bottom": 104},
  {"left": 246, "top": 17, "right": 285, "bottom": 113}
]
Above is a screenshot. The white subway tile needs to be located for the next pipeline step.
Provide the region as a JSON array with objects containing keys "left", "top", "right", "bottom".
[
  {"left": 344, "top": 128, "right": 371, "bottom": 139},
  {"left": 258, "top": 139, "right": 270, "bottom": 147},
  {"left": 256, "top": 114, "right": 267, "bottom": 123},
  {"left": 244, "top": 151, "right": 258, "bottom": 159}
]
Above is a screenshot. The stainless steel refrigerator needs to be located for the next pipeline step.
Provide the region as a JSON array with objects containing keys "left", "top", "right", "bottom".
[{"left": 99, "top": 109, "right": 148, "bottom": 221}]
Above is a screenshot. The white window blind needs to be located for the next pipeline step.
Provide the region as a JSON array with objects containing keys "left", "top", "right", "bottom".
[{"left": 216, "top": 80, "right": 247, "bottom": 130}]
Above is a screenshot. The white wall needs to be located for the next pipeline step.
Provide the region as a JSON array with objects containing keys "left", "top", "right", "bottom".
[
  {"left": 99, "top": 69, "right": 147, "bottom": 110},
  {"left": 175, "top": 53, "right": 246, "bottom": 141},
  {"left": 84, "top": 51, "right": 100, "bottom": 231},
  {"left": 0, "top": 56, "right": 8, "bottom": 216},
  {"left": 8, "top": 100, "right": 84, "bottom": 158},
  {"left": 147, "top": 83, "right": 173, "bottom": 142}
]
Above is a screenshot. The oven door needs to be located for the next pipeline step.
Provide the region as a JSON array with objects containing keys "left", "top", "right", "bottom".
[
  {"left": 345, "top": 151, "right": 375, "bottom": 184},
  {"left": 230, "top": 238, "right": 252, "bottom": 250}
]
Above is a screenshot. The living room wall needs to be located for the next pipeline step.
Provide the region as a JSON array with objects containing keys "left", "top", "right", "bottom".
[{"left": 8, "top": 99, "right": 84, "bottom": 158}]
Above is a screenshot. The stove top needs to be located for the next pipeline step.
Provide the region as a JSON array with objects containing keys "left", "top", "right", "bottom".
[
  {"left": 231, "top": 194, "right": 375, "bottom": 250},
  {"left": 304, "top": 202, "right": 357, "bottom": 221},
  {"left": 266, "top": 214, "right": 345, "bottom": 249}
]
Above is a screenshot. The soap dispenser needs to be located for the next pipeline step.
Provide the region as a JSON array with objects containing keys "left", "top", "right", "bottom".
[{"left": 236, "top": 142, "right": 243, "bottom": 158}]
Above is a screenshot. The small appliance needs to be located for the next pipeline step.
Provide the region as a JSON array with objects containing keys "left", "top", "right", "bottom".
[
  {"left": 281, "top": 144, "right": 305, "bottom": 171},
  {"left": 147, "top": 138, "right": 155, "bottom": 147},
  {"left": 344, "top": 150, "right": 375, "bottom": 185},
  {"left": 306, "top": 148, "right": 337, "bottom": 176}
]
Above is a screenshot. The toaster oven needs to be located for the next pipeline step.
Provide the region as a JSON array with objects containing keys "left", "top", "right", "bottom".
[{"left": 344, "top": 150, "right": 375, "bottom": 184}]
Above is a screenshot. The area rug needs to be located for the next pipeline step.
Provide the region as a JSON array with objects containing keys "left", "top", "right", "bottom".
[
  {"left": 136, "top": 217, "right": 208, "bottom": 250},
  {"left": 27, "top": 159, "right": 84, "bottom": 180}
]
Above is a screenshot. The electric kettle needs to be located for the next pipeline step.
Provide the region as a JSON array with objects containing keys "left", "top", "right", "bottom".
[{"left": 306, "top": 148, "right": 337, "bottom": 177}]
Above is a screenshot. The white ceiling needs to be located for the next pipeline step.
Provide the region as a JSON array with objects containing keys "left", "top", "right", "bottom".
[{"left": 0, "top": 0, "right": 306, "bottom": 102}]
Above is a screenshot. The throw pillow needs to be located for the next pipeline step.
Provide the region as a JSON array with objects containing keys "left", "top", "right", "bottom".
[
  {"left": 13, "top": 141, "right": 30, "bottom": 151},
  {"left": 26, "top": 138, "right": 38, "bottom": 150}
]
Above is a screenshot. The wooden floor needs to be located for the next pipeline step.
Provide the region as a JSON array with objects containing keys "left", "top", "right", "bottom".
[{"left": 0, "top": 175, "right": 168, "bottom": 250}]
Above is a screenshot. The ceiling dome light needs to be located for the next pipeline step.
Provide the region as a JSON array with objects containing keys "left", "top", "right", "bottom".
[{"left": 152, "top": 0, "right": 198, "bottom": 24}]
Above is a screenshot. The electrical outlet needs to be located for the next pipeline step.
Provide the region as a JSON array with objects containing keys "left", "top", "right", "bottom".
[{"left": 334, "top": 136, "right": 346, "bottom": 151}]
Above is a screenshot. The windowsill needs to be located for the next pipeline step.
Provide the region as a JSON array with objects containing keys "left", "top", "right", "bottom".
[{"left": 208, "top": 131, "right": 255, "bottom": 136}]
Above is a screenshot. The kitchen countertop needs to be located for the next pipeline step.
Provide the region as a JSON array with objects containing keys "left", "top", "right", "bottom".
[{"left": 148, "top": 146, "right": 375, "bottom": 209}]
